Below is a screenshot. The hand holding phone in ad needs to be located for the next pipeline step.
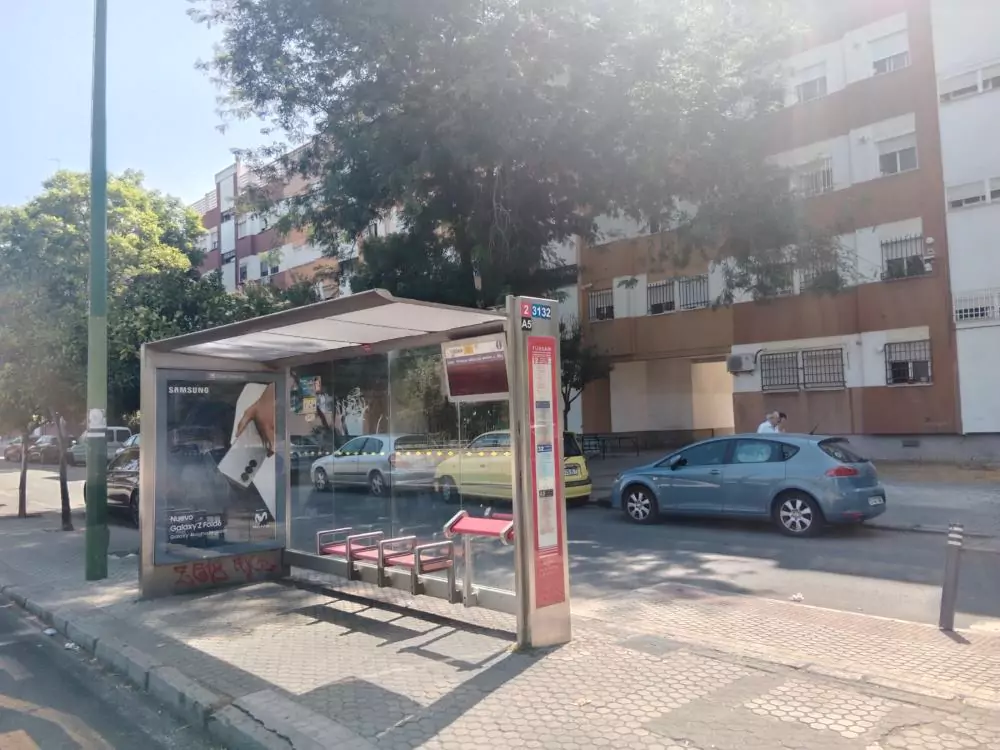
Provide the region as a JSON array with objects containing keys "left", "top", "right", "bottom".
[{"left": 235, "top": 383, "right": 277, "bottom": 456}]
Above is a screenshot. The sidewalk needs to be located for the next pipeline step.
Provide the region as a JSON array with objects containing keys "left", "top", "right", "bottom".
[
  {"left": 0, "top": 512, "right": 998, "bottom": 749},
  {"left": 588, "top": 451, "right": 1000, "bottom": 537}
]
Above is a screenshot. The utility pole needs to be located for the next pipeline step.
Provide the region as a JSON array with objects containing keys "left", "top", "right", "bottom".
[{"left": 85, "top": 0, "right": 109, "bottom": 581}]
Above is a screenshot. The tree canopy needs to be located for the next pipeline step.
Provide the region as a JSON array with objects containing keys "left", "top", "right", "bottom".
[{"left": 194, "top": 0, "right": 843, "bottom": 306}]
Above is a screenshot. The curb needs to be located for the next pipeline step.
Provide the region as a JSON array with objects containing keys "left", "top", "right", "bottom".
[{"left": 0, "top": 581, "right": 374, "bottom": 750}]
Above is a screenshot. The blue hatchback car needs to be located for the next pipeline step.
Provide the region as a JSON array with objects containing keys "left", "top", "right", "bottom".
[{"left": 609, "top": 434, "right": 887, "bottom": 536}]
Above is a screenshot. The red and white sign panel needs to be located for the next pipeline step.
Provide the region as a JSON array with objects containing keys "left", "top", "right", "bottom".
[
  {"left": 526, "top": 335, "right": 566, "bottom": 609},
  {"left": 441, "top": 333, "right": 509, "bottom": 404}
]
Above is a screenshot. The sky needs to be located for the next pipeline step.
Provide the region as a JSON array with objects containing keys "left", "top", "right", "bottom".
[{"left": 1, "top": 1, "right": 273, "bottom": 207}]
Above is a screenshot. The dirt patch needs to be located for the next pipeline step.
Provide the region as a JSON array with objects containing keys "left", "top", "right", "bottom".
[{"left": 877, "top": 461, "right": 1000, "bottom": 485}]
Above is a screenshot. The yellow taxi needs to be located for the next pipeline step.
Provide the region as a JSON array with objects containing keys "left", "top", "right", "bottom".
[{"left": 433, "top": 430, "right": 592, "bottom": 504}]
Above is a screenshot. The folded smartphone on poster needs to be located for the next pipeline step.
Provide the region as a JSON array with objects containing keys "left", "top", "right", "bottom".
[
  {"left": 252, "top": 454, "right": 277, "bottom": 517},
  {"left": 218, "top": 421, "right": 268, "bottom": 489}
]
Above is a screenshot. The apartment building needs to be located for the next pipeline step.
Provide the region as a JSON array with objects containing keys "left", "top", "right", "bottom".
[
  {"left": 579, "top": 0, "right": 970, "bottom": 458},
  {"left": 931, "top": 0, "right": 1000, "bottom": 438},
  {"left": 190, "top": 160, "right": 348, "bottom": 298}
]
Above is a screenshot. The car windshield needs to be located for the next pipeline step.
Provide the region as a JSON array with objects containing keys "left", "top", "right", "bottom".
[
  {"left": 819, "top": 439, "right": 867, "bottom": 463},
  {"left": 563, "top": 432, "right": 582, "bottom": 458}
]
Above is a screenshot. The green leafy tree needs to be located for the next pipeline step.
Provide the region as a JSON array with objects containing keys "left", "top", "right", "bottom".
[
  {"left": 559, "top": 321, "right": 611, "bottom": 428},
  {"left": 194, "top": 0, "right": 843, "bottom": 307}
]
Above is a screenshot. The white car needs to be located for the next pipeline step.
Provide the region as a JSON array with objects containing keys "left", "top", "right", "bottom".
[
  {"left": 69, "top": 427, "right": 133, "bottom": 466},
  {"left": 310, "top": 433, "right": 440, "bottom": 496}
]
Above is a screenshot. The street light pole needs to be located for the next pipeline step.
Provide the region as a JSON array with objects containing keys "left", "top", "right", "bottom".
[{"left": 85, "top": 0, "right": 109, "bottom": 581}]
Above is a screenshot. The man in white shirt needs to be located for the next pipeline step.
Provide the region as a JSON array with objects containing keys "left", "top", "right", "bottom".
[{"left": 757, "top": 411, "right": 780, "bottom": 433}]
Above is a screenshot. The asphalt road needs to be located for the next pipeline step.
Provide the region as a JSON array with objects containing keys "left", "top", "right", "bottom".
[
  {"left": 5, "top": 459, "right": 999, "bottom": 632},
  {"left": 0, "top": 596, "right": 220, "bottom": 750}
]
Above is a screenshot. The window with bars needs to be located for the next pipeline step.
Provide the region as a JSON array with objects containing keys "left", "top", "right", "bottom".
[
  {"left": 792, "top": 158, "right": 835, "bottom": 196},
  {"left": 881, "top": 235, "right": 928, "bottom": 280},
  {"left": 239, "top": 262, "right": 248, "bottom": 283},
  {"left": 885, "top": 340, "right": 932, "bottom": 385},
  {"left": 802, "top": 349, "right": 846, "bottom": 389},
  {"left": 677, "top": 275, "right": 710, "bottom": 310},
  {"left": 953, "top": 289, "right": 1000, "bottom": 323},
  {"left": 800, "top": 258, "right": 840, "bottom": 290},
  {"left": 760, "top": 352, "right": 800, "bottom": 391},
  {"left": 647, "top": 280, "right": 675, "bottom": 315},
  {"left": 588, "top": 289, "right": 615, "bottom": 321}
]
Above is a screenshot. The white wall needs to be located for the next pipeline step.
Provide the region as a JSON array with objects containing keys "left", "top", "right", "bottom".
[
  {"left": 957, "top": 326, "right": 1000, "bottom": 433},
  {"left": 220, "top": 218, "right": 236, "bottom": 254},
  {"left": 730, "top": 326, "right": 931, "bottom": 394},
  {"left": 221, "top": 260, "right": 237, "bottom": 293},
  {"left": 691, "top": 361, "right": 735, "bottom": 430},
  {"left": 947, "top": 204, "right": 1000, "bottom": 291},
  {"left": 610, "top": 359, "right": 695, "bottom": 432},
  {"left": 932, "top": 0, "right": 1000, "bottom": 74},
  {"left": 216, "top": 166, "right": 237, "bottom": 213}
]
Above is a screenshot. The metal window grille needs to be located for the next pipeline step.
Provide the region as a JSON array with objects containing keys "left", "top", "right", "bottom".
[
  {"left": 677, "top": 275, "right": 710, "bottom": 310},
  {"left": 885, "top": 340, "right": 932, "bottom": 385},
  {"left": 881, "top": 235, "right": 928, "bottom": 280},
  {"left": 648, "top": 280, "right": 675, "bottom": 314},
  {"left": 588, "top": 289, "right": 615, "bottom": 321},
  {"left": 760, "top": 352, "right": 799, "bottom": 391},
  {"left": 802, "top": 348, "right": 845, "bottom": 389},
  {"left": 794, "top": 158, "right": 834, "bottom": 197},
  {"left": 953, "top": 288, "right": 1000, "bottom": 323},
  {"left": 769, "top": 263, "right": 795, "bottom": 296}
]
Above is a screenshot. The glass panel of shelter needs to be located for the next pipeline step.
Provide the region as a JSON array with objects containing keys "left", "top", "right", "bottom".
[{"left": 286, "top": 345, "right": 515, "bottom": 595}]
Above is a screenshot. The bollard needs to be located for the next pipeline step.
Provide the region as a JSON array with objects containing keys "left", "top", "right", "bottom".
[{"left": 938, "top": 522, "right": 964, "bottom": 632}]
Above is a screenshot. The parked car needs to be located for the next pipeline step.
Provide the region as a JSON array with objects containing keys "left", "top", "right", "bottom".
[
  {"left": 433, "top": 430, "right": 593, "bottom": 504},
  {"left": 290, "top": 435, "right": 323, "bottom": 484},
  {"left": 608, "top": 434, "right": 887, "bottom": 536},
  {"left": 27, "top": 435, "right": 75, "bottom": 464},
  {"left": 69, "top": 426, "right": 133, "bottom": 466},
  {"left": 309, "top": 433, "right": 440, "bottom": 495},
  {"left": 114, "top": 432, "right": 140, "bottom": 456},
  {"left": 3, "top": 437, "right": 34, "bottom": 463},
  {"left": 83, "top": 446, "right": 140, "bottom": 527}
]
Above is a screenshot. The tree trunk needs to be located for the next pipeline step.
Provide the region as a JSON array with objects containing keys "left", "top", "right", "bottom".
[
  {"left": 17, "top": 428, "right": 28, "bottom": 518},
  {"left": 51, "top": 408, "right": 74, "bottom": 531}
]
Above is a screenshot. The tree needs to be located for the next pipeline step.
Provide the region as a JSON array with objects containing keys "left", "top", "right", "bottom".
[
  {"left": 194, "top": 0, "right": 843, "bottom": 308},
  {"left": 0, "top": 360, "right": 40, "bottom": 519},
  {"left": 559, "top": 321, "right": 612, "bottom": 428}
]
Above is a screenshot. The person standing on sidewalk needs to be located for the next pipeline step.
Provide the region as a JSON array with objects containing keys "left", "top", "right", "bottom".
[{"left": 757, "top": 411, "right": 780, "bottom": 433}]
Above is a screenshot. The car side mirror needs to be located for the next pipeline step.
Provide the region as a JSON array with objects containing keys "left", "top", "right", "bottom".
[{"left": 669, "top": 456, "right": 686, "bottom": 470}]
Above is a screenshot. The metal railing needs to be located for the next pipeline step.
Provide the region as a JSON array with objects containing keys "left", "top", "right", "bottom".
[
  {"left": 881, "top": 234, "right": 929, "bottom": 280},
  {"left": 953, "top": 287, "right": 1000, "bottom": 324}
]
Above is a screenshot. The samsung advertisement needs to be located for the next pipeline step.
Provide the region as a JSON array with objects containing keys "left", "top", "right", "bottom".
[{"left": 154, "top": 372, "right": 284, "bottom": 562}]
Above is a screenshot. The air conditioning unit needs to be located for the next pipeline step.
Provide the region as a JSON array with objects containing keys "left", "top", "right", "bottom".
[{"left": 727, "top": 353, "right": 756, "bottom": 374}]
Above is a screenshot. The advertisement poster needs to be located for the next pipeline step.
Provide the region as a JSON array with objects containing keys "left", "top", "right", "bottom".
[
  {"left": 526, "top": 336, "right": 566, "bottom": 609},
  {"left": 158, "top": 378, "right": 278, "bottom": 555},
  {"left": 441, "top": 333, "right": 509, "bottom": 403}
]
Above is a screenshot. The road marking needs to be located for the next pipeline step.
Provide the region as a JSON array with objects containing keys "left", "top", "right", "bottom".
[
  {"left": 0, "top": 694, "right": 113, "bottom": 749},
  {"left": 0, "top": 657, "right": 30, "bottom": 681},
  {"left": 0, "top": 730, "right": 41, "bottom": 749}
]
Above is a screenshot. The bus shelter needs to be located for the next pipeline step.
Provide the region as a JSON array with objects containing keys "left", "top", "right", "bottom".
[{"left": 138, "top": 290, "right": 571, "bottom": 648}]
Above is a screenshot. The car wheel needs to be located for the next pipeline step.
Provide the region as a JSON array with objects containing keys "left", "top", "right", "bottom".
[
  {"left": 774, "top": 492, "right": 825, "bottom": 537},
  {"left": 129, "top": 491, "right": 140, "bottom": 528},
  {"left": 439, "top": 476, "right": 459, "bottom": 504},
  {"left": 368, "top": 470, "right": 386, "bottom": 497},
  {"left": 313, "top": 467, "right": 330, "bottom": 492},
  {"left": 623, "top": 485, "right": 658, "bottom": 524}
]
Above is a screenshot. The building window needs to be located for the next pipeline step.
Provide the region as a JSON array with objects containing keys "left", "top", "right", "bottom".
[
  {"left": 647, "top": 280, "right": 675, "bottom": 315},
  {"left": 802, "top": 348, "right": 846, "bottom": 389},
  {"left": 237, "top": 215, "right": 248, "bottom": 239},
  {"left": 870, "top": 30, "right": 910, "bottom": 76},
  {"left": 878, "top": 133, "right": 918, "bottom": 177},
  {"left": 940, "top": 63, "right": 1000, "bottom": 102},
  {"left": 953, "top": 289, "right": 1000, "bottom": 323},
  {"left": 947, "top": 181, "right": 988, "bottom": 210},
  {"left": 221, "top": 250, "right": 235, "bottom": 264},
  {"left": 881, "top": 235, "right": 928, "bottom": 280},
  {"left": 793, "top": 64, "right": 827, "bottom": 104},
  {"left": 211, "top": 230, "right": 219, "bottom": 252},
  {"left": 885, "top": 340, "right": 932, "bottom": 385},
  {"left": 760, "top": 352, "right": 799, "bottom": 392},
  {"left": 238, "top": 262, "right": 248, "bottom": 283},
  {"left": 792, "top": 157, "right": 834, "bottom": 196},
  {"left": 588, "top": 289, "right": 614, "bottom": 321},
  {"left": 677, "top": 275, "right": 710, "bottom": 310},
  {"left": 873, "top": 51, "right": 910, "bottom": 76},
  {"left": 259, "top": 258, "right": 270, "bottom": 277}
]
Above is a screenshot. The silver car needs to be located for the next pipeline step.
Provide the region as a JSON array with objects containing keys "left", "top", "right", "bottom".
[
  {"left": 310, "top": 433, "right": 439, "bottom": 496},
  {"left": 609, "top": 434, "right": 887, "bottom": 536}
]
